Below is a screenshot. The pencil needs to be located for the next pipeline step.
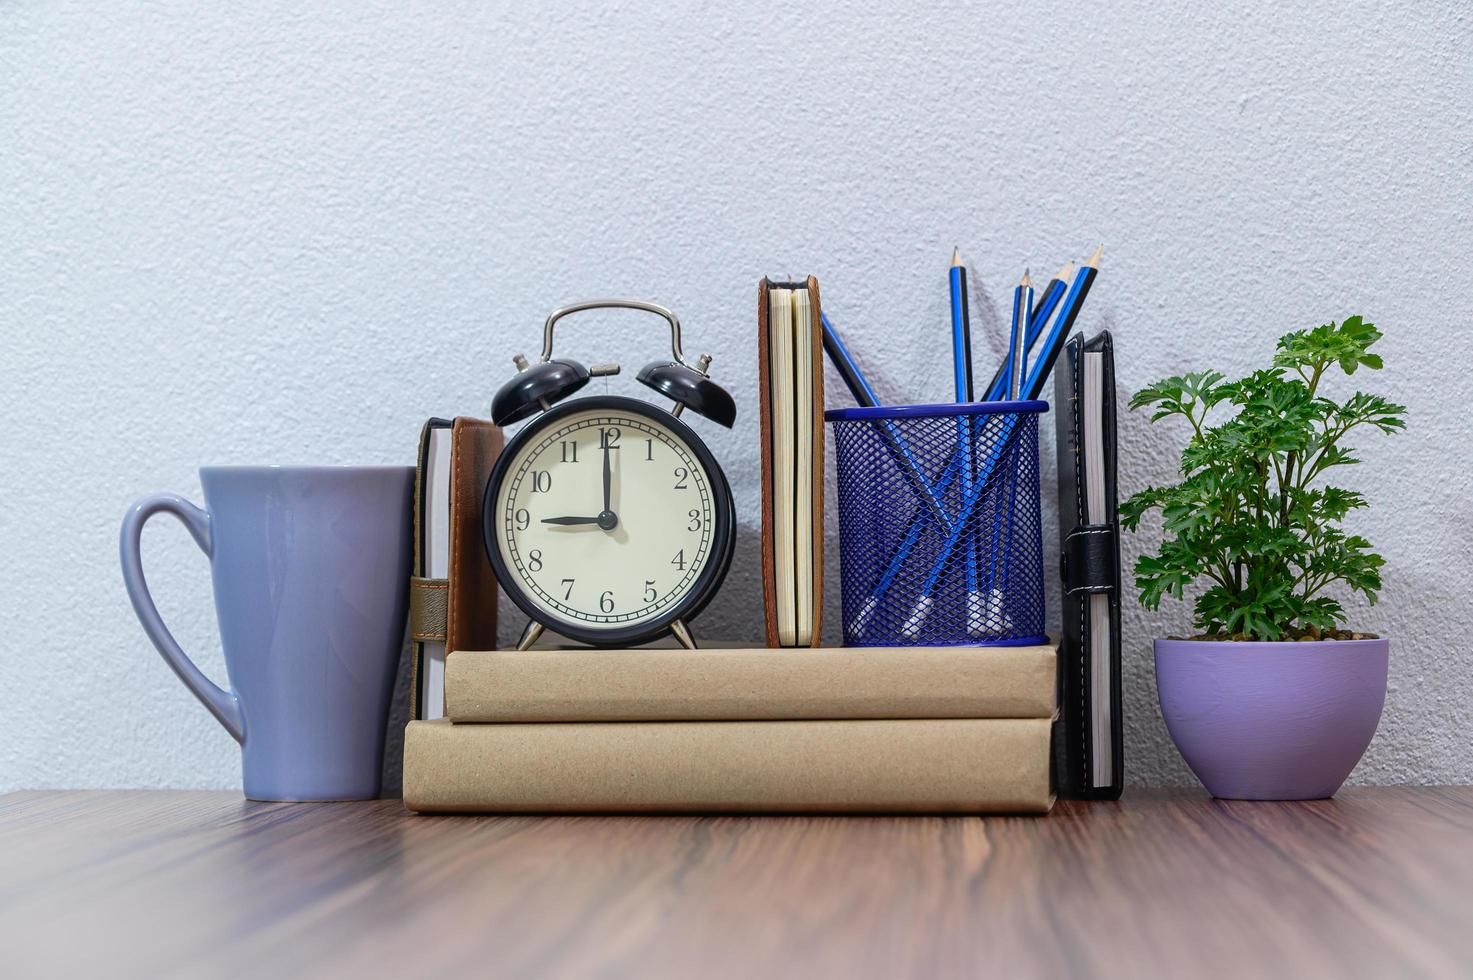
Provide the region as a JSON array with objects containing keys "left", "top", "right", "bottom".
[
  {"left": 1022, "top": 245, "right": 1100, "bottom": 398},
  {"left": 922, "top": 246, "right": 1103, "bottom": 599},
  {"left": 1008, "top": 270, "right": 1033, "bottom": 400},
  {"left": 889, "top": 248, "right": 1104, "bottom": 637},
  {"left": 949, "top": 248, "right": 973, "bottom": 402},
  {"left": 950, "top": 249, "right": 981, "bottom": 621},
  {"left": 904, "top": 256, "right": 1071, "bottom": 624},
  {"left": 821, "top": 312, "right": 880, "bottom": 407},
  {"left": 983, "top": 262, "right": 1071, "bottom": 401}
]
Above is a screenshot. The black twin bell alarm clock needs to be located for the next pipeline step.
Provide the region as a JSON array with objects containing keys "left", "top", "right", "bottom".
[{"left": 484, "top": 299, "right": 737, "bottom": 650}]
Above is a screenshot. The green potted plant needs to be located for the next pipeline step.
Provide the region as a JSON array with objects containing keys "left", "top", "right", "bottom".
[{"left": 1123, "top": 316, "right": 1405, "bottom": 799}]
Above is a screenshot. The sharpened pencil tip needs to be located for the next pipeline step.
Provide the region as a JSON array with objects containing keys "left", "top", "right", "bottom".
[
  {"left": 951, "top": 247, "right": 963, "bottom": 267},
  {"left": 1085, "top": 244, "right": 1103, "bottom": 269},
  {"left": 1020, "top": 269, "right": 1033, "bottom": 288},
  {"left": 1055, "top": 261, "right": 1075, "bottom": 282}
]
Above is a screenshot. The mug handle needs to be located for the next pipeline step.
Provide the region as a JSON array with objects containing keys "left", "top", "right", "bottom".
[{"left": 120, "top": 494, "right": 245, "bottom": 743}]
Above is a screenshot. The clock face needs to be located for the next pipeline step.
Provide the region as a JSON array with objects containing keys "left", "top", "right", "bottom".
[{"left": 487, "top": 398, "right": 731, "bottom": 642}]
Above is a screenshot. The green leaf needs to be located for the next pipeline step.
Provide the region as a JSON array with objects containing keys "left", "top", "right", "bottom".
[{"left": 1274, "top": 315, "right": 1385, "bottom": 381}]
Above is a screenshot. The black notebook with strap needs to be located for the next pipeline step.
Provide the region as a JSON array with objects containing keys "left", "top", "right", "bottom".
[{"left": 1053, "top": 331, "right": 1124, "bottom": 799}]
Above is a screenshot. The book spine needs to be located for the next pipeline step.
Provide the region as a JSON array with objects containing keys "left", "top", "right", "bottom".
[
  {"left": 404, "top": 718, "right": 1053, "bottom": 814},
  {"left": 805, "top": 276, "right": 825, "bottom": 646}
]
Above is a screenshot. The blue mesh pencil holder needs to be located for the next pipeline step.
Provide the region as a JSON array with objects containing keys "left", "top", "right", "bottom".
[{"left": 826, "top": 401, "right": 1048, "bottom": 647}]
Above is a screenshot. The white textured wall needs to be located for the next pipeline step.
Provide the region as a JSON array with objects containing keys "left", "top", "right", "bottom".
[{"left": 3, "top": 2, "right": 1469, "bottom": 792}]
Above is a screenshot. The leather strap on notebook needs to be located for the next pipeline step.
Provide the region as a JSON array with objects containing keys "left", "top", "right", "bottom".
[
  {"left": 1061, "top": 524, "right": 1117, "bottom": 596},
  {"left": 409, "top": 576, "right": 448, "bottom": 641},
  {"left": 408, "top": 419, "right": 442, "bottom": 722}
]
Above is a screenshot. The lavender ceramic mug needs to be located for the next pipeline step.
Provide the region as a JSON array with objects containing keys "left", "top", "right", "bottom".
[{"left": 120, "top": 466, "right": 413, "bottom": 801}]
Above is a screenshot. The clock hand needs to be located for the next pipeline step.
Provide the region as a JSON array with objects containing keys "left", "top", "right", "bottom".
[
  {"left": 541, "top": 516, "right": 601, "bottom": 526},
  {"left": 602, "top": 438, "right": 612, "bottom": 515},
  {"left": 584, "top": 436, "right": 620, "bottom": 532}
]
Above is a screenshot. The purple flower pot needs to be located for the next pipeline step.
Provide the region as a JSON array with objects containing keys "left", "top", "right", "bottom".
[{"left": 1154, "top": 637, "right": 1388, "bottom": 800}]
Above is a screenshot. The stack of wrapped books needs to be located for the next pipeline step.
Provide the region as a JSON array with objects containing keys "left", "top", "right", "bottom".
[{"left": 403, "top": 644, "right": 1056, "bottom": 814}]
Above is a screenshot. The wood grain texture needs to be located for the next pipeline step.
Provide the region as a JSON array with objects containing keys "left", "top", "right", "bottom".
[{"left": 1, "top": 789, "right": 1470, "bottom": 978}]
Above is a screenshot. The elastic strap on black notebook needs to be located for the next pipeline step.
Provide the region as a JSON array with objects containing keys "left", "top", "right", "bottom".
[{"left": 1061, "top": 524, "right": 1116, "bottom": 595}]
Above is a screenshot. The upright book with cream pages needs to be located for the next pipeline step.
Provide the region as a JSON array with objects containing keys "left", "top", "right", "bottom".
[
  {"left": 758, "top": 276, "right": 825, "bottom": 647},
  {"left": 408, "top": 417, "right": 504, "bottom": 720}
]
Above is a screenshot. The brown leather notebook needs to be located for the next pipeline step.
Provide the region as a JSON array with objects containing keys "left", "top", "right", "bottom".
[
  {"left": 758, "top": 276, "right": 825, "bottom": 647},
  {"left": 408, "top": 417, "right": 503, "bottom": 720}
]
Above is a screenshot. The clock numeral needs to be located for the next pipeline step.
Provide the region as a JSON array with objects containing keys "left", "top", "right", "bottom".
[
  {"left": 599, "top": 427, "right": 621, "bottom": 450},
  {"left": 560, "top": 578, "right": 575, "bottom": 601},
  {"left": 599, "top": 590, "right": 615, "bottom": 613},
  {"left": 673, "top": 466, "right": 689, "bottom": 490},
  {"left": 643, "top": 580, "right": 657, "bottom": 603},
  {"left": 560, "top": 440, "right": 577, "bottom": 463},
  {"left": 645, "top": 438, "right": 654, "bottom": 461},
  {"left": 687, "top": 509, "right": 701, "bottom": 532},
  {"left": 528, "top": 549, "right": 543, "bottom": 572},
  {"left": 530, "top": 470, "right": 552, "bottom": 493},
  {"left": 671, "top": 549, "right": 686, "bottom": 571},
  {"left": 515, "top": 508, "right": 530, "bottom": 531}
]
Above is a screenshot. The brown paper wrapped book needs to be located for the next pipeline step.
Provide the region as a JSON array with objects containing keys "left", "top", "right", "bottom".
[
  {"left": 403, "top": 717, "right": 1053, "bottom": 814},
  {"left": 445, "top": 644, "right": 1056, "bottom": 722}
]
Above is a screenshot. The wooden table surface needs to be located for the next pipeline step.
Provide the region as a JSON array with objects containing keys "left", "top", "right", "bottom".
[{"left": 2, "top": 788, "right": 1470, "bottom": 979}]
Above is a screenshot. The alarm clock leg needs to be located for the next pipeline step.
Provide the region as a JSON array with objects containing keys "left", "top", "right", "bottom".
[
  {"left": 669, "top": 619, "right": 697, "bottom": 650},
  {"left": 516, "top": 620, "right": 545, "bottom": 651}
]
